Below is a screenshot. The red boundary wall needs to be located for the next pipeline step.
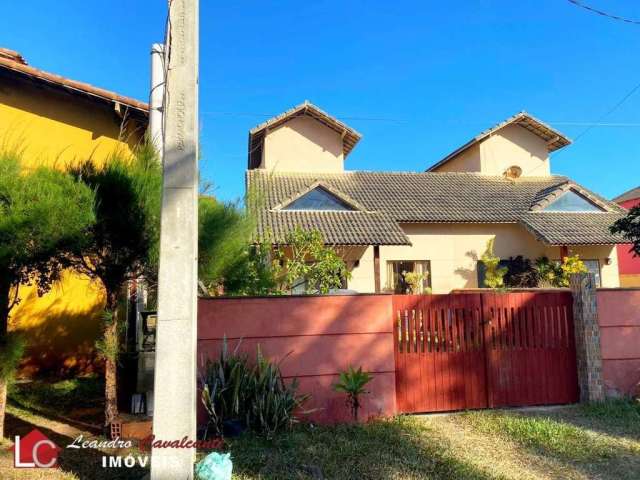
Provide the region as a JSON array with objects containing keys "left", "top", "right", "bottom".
[
  {"left": 597, "top": 289, "right": 640, "bottom": 396},
  {"left": 198, "top": 294, "right": 397, "bottom": 424}
]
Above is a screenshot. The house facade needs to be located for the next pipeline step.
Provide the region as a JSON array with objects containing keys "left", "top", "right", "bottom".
[
  {"left": 0, "top": 47, "right": 148, "bottom": 375},
  {"left": 613, "top": 187, "right": 640, "bottom": 287},
  {"left": 247, "top": 102, "right": 626, "bottom": 294}
]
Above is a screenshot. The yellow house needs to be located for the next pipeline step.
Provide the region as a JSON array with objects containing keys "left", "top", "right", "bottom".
[
  {"left": 248, "top": 102, "right": 627, "bottom": 293},
  {"left": 0, "top": 48, "right": 148, "bottom": 376}
]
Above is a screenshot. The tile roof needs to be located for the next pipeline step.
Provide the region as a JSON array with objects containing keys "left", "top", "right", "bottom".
[
  {"left": 426, "top": 111, "right": 571, "bottom": 172},
  {"left": 613, "top": 186, "right": 640, "bottom": 204},
  {"left": 247, "top": 169, "right": 627, "bottom": 246},
  {"left": 0, "top": 48, "right": 148, "bottom": 115}
]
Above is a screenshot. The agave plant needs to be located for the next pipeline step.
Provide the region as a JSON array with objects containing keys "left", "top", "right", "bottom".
[
  {"left": 248, "top": 347, "right": 310, "bottom": 438},
  {"left": 200, "top": 340, "right": 310, "bottom": 438},
  {"left": 200, "top": 338, "right": 253, "bottom": 437},
  {"left": 333, "top": 366, "right": 373, "bottom": 421}
]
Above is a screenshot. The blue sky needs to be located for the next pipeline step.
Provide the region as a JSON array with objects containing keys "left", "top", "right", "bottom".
[{"left": 2, "top": 1, "right": 640, "bottom": 201}]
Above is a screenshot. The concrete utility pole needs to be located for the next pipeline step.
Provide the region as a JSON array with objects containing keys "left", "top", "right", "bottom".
[{"left": 150, "top": 0, "right": 199, "bottom": 477}]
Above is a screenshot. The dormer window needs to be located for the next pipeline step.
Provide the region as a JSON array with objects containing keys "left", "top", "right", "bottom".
[
  {"left": 542, "top": 190, "right": 605, "bottom": 212},
  {"left": 282, "top": 186, "right": 356, "bottom": 211}
]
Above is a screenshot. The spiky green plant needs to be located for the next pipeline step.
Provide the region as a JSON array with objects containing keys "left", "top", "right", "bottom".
[{"left": 333, "top": 366, "right": 373, "bottom": 421}]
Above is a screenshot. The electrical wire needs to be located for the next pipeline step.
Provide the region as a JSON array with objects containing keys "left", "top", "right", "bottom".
[{"left": 567, "top": 0, "right": 640, "bottom": 25}]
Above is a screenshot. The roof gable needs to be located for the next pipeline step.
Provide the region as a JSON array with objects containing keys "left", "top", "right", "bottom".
[
  {"left": 426, "top": 111, "right": 571, "bottom": 172},
  {"left": 248, "top": 101, "right": 361, "bottom": 169},
  {"left": 279, "top": 184, "right": 359, "bottom": 212}
]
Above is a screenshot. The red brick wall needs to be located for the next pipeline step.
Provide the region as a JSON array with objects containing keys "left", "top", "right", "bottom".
[
  {"left": 198, "top": 294, "right": 397, "bottom": 424},
  {"left": 597, "top": 289, "right": 640, "bottom": 396}
]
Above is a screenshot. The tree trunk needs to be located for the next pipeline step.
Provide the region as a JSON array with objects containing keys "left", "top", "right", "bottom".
[
  {"left": 0, "top": 277, "right": 11, "bottom": 440},
  {"left": 0, "top": 379, "right": 6, "bottom": 440},
  {"left": 104, "top": 293, "right": 119, "bottom": 432}
]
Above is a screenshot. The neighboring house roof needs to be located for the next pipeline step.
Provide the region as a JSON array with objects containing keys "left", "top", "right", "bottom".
[
  {"left": 426, "top": 111, "right": 572, "bottom": 172},
  {"left": 248, "top": 169, "right": 626, "bottom": 246},
  {"left": 247, "top": 101, "right": 362, "bottom": 169},
  {"left": 0, "top": 48, "right": 149, "bottom": 117},
  {"left": 613, "top": 186, "right": 640, "bottom": 204}
]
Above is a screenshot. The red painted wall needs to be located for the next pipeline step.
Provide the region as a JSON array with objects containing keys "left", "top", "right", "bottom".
[
  {"left": 597, "top": 289, "right": 640, "bottom": 396},
  {"left": 617, "top": 198, "right": 640, "bottom": 275},
  {"left": 198, "top": 295, "right": 397, "bottom": 424}
]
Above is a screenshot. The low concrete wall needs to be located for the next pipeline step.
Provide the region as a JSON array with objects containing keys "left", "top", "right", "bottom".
[
  {"left": 597, "top": 289, "right": 640, "bottom": 396},
  {"left": 198, "top": 294, "right": 396, "bottom": 424}
]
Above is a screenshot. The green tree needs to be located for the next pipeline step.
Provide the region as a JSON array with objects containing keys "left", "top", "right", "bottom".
[
  {"left": 67, "top": 144, "right": 161, "bottom": 428},
  {"left": 611, "top": 207, "right": 640, "bottom": 257},
  {"left": 274, "top": 227, "right": 350, "bottom": 294},
  {"left": 0, "top": 149, "right": 94, "bottom": 438},
  {"left": 480, "top": 238, "right": 508, "bottom": 289}
]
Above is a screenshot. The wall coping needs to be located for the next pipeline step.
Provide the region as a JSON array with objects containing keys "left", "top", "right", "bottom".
[{"left": 198, "top": 292, "right": 393, "bottom": 301}]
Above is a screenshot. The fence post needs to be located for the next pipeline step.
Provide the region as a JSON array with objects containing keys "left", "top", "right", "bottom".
[{"left": 569, "top": 273, "right": 604, "bottom": 402}]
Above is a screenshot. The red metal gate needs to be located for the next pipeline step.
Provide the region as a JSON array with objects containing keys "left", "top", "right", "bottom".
[{"left": 393, "top": 292, "right": 578, "bottom": 413}]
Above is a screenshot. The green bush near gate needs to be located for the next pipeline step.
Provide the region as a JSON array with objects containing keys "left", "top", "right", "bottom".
[{"left": 200, "top": 340, "right": 309, "bottom": 439}]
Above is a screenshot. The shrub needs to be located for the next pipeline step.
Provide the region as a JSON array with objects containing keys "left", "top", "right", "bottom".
[
  {"left": 0, "top": 333, "right": 25, "bottom": 382},
  {"left": 333, "top": 366, "right": 373, "bottom": 421},
  {"left": 503, "top": 256, "right": 539, "bottom": 288},
  {"left": 480, "top": 239, "right": 507, "bottom": 288},
  {"left": 249, "top": 348, "right": 310, "bottom": 438},
  {"left": 200, "top": 341, "right": 309, "bottom": 438},
  {"left": 200, "top": 340, "right": 254, "bottom": 437}
]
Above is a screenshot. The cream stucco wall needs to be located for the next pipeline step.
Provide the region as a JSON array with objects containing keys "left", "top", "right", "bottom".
[
  {"left": 261, "top": 116, "right": 344, "bottom": 172},
  {"left": 480, "top": 124, "right": 550, "bottom": 177},
  {"left": 433, "top": 143, "right": 481, "bottom": 173},
  {"left": 346, "top": 223, "right": 619, "bottom": 294},
  {"left": 433, "top": 124, "right": 551, "bottom": 177}
]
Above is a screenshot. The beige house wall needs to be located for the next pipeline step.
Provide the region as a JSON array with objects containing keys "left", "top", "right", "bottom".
[
  {"left": 480, "top": 124, "right": 550, "bottom": 177},
  {"left": 347, "top": 223, "right": 619, "bottom": 294},
  {"left": 433, "top": 144, "right": 481, "bottom": 173},
  {"left": 260, "top": 116, "right": 344, "bottom": 172},
  {"left": 433, "top": 125, "right": 551, "bottom": 177}
]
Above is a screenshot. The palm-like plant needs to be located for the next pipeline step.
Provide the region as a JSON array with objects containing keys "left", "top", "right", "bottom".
[{"left": 333, "top": 366, "right": 373, "bottom": 421}]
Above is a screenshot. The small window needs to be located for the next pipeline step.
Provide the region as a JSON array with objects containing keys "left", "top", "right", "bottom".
[
  {"left": 282, "top": 187, "right": 356, "bottom": 211},
  {"left": 387, "top": 260, "right": 431, "bottom": 294},
  {"left": 542, "top": 190, "right": 604, "bottom": 212},
  {"left": 582, "top": 259, "right": 602, "bottom": 287}
]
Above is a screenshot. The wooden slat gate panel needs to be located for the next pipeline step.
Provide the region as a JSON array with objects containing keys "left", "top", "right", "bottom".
[
  {"left": 482, "top": 291, "right": 579, "bottom": 408},
  {"left": 393, "top": 294, "right": 487, "bottom": 413},
  {"left": 394, "top": 292, "right": 579, "bottom": 413}
]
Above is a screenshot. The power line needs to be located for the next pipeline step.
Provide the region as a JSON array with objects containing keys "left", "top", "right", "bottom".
[
  {"left": 572, "top": 80, "right": 640, "bottom": 143},
  {"left": 567, "top": 0, "right": 640, "bottom": 25}
]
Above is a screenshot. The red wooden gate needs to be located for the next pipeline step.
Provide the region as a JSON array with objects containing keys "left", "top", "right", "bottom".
[{"left": 393, "top": 292, "right": 578, "bottom": 413}]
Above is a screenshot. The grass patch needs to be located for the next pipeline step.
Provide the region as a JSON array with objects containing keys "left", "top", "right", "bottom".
[
  {"left": 460, "top": 410, "right": 623, "bottom": 462},
  {"left": 579, "top": 398, "right": 640, "bottom": 423},
  {"left": 8, "top": 377, "right": 103, "bottom": 421},
  {"left": 221, "top": 416, "right": 494, "bottom": 480}
]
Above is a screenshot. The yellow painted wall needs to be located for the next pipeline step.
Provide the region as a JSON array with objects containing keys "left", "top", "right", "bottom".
[
  {"left": 261, "top": 116, "right": 345, "bottom": 172},
  {"left": 433, "top": 144, "right": 481, "bottom": 173},
  {"left": 347, "top": 223, "right": 619, "bottom": 294},
  {"left": 0, "top": 74, "right": 145, "bottom": 377},
  {"left": 620, "top": 274, "right": 640, "bottom": 288}
]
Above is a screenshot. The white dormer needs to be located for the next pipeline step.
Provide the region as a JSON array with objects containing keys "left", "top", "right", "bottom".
[
  {"left": 247, "top": 101, "right": 361, "bottom": 173},
  {"left": 427, "top": 112, "right": 571, "bottom": 177}
]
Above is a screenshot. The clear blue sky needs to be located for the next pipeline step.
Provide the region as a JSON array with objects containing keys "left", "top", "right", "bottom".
[{"left": 2, "top": 1, "right": 640, "bottom": 201}]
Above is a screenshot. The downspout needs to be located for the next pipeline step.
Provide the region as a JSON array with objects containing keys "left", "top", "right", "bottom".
[{"left": 150, "top": 43, "right": 165, "bottom": 161}]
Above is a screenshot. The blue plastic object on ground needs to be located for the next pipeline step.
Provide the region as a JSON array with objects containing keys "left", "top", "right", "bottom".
[{"left": 195, "top": 452, "right": 233, "bottom": 480}]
